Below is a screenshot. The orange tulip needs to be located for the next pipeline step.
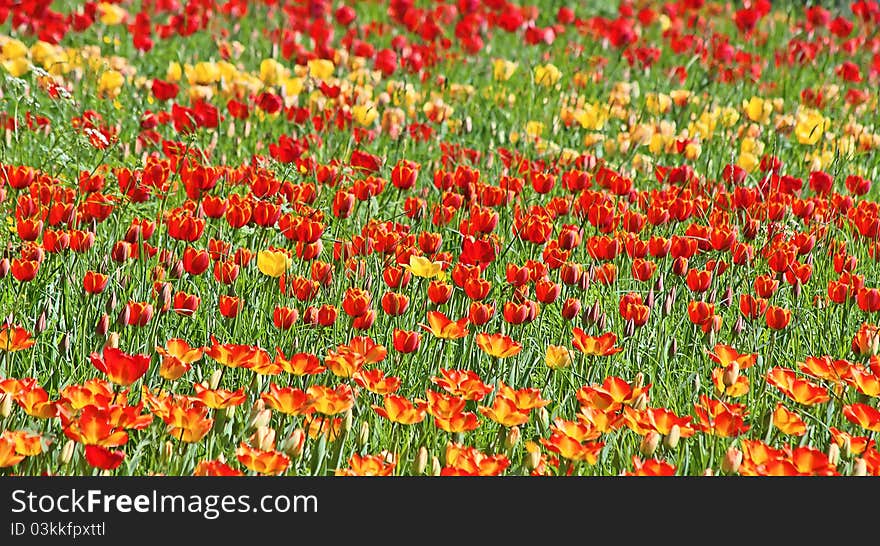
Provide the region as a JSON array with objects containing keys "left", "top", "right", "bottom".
[
  {"left": 261, "top": 384, "right": 314, "bottom": 416},
  {"left": 478, "top": 397, "right": 530, "bottom": 427},
  {"left": 765, "top": 305, "right": 792, "bottom": 330},
  {"left": 324, "top": 349, "right": 365, "bottom": 378},
  {"left": 89, "top": 346, "right": 150, "bottom": 387},
  {"left": 353, "top": 368, "right": 400, "bottom": 395},
  {"left": 155, "top": 338, "right": 203, "bottom": 381},
  {"left": 442, "top": 443, "right": 509, "bottom": 476},
  {"left": 623, "top": 456, "right": 676, "bottom": 476},
  {"left": 63, "top": 405, "right": 129, "bottom": 446},
  {"left": 425, "top": 389, "right": 468, "bottom": 419},
  {"left": 3, "top": 430, "right": 44, "bottom": 456},
  {"left": 236, "top": 442, "right": 290, "bottom": 475},
  {"left": 540, "top": 432, "right": 605, "bottom": 464},
  {"left": 307, "top": 384, "right": 354, "bottom": 415},
  {"left": 797, "top": 355, "right": 852, "bottom": 384},
  {"left": 372, "top": 394, "right": 427, "bottom": 425},
  {"left": 571, "top": 328, "right": 623, "bottom": 356},
  {"left": 576, "top": 375, "right": 650, "bottom": 412},
  {"left": 550, "top": 418, "right": 603, "bottom": 442},
  {"left": 430, "top": 368, "right": 493, "bottom": 401},
  {"left": 336, "top": 452, "right": 397, "bottom": 476},
  {"left": 708, "top": 344, "right": 757, "bottom": 369},
  {"left": 772, "top": 403, "right": 807, "bottom": 436},
  {"left": 205, "top": 336, "right": 259, "bottom": 369},
  {"left": 843, "top": 403, "right": 880, "bottom": 433},
  {"left": 711, "top": 367, "right": 750, "bottom": 397},
  {"left": 623, "top": 406, "right": 696, "bottom": 437},
  {"left": 829, "top": 427, "right": 875, "bottom": 456},
  {"left": 192, "top": 383, "right": 247, "bottom": 409},
  {"left": 163, "top": 400, "right": 214, "bottom": 443},
  {"left": 193, "top": 459, "right": 245, "bottom": 476},
  {"left": 274, "top": 349, "right": 326, "bottom": 376},
  {"left": 0, "top": 325, "right": 36, "bottom": 352},
  {"left": 433, "top": 411, "right": 480, "bottom": 433},
  {"left": 421, "top": 311, "right": 469, "bottom": 339},
  {"left": 14, "top": 386, "right": 58, "bottom": 419},
  {"left": 0, "top": 437, "right": 26, "bottom": 468},
  {"left": 475, "top": 332, "right": 522, "bottom": 358}
]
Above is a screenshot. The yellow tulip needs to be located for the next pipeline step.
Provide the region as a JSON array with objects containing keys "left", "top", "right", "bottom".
[
  {"left": 533, "top": 63, "right": 561, "bottom": 87},
  {"left": 545, "top": 345, "right": 572, "bottom": 370},
  {"left": 166, "top": 61, "right": 182, "bottom": 83},
  {"left": 744, "top": 96, "right": 771, "bottom": 124},
  {"left": 259, "top": 58, "right": 286, "bottom": 86},
  {"left": 1, "top": 39, "right": 28, "bottom": 60},
  {"left": 352, "top": 104, "right": 378, "bottom": 126},
  {"left": 795, "top": 109, "right": 829, "bottom": 146},
  {"left": 308, "top": 59, "right": 335, "bottom": 81},
  {"left": 257, "top": 250, "right": 291, "bottom": 278},
  {"left": 1, "top": 58, "right": 30, "bottom": 78},
  {"left": 98, "top": 2, "right": 128, "bottom": 25},
  {"left": 403, "top": 255, "right": 445, "bottom": 280},
  {"left": 492, "top": 58, "right": 517, "bottom": 82},
  {"left": 97, "top": 70, "right": 125, "bottom": 99}
]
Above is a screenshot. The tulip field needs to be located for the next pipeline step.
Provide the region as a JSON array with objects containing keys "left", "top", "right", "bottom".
[{"left": 1, "top": 0, "right": 880, "bottom": 477}]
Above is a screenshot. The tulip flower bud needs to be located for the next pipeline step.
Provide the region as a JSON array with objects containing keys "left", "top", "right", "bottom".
[
  {"left": 0, "top": 393, "right": 12, "bottom": 418},
  {"left": 631, "top": 372, "right": 645, "bottom": 390},
  {"left": 733, "top": 314, "right": 744, "bottom": 335},
  {"left": 703, "top": 468, "right": 714, "bottom": 476},
  {"left": 721, "top": 446, "right": 743, "bottom": 474},
  {"left": 526, "top": 443, "right": 542, "bottom": 472},
  {"left": 827, "top": 443, "right": 841, "bottom": 467},
  {"left": 283, "top": 429, "right": 306, "bottom": 460},
  {"left": 662, "top": 292, "right": 674, "bottom": 316},
  {"left": 35, "top": 310, "right": 47, "bottom": 334},
  {"left": 720, "top": 285, "right": 733, "bottom": 307},
  {"left": 431, "top": 456, "right": 442, "bottom": 476},
  {"left": 58, "top": 332, "right": 70, "bottom": 355},
  {"left": 208, "top": 368, "right": 223, "bottom": 390},
  {"left": 653, "top": 275, "right": 664, "bottom": 293},
  {"left": 59, "top": 440, "right": 76, "bottom": 466},
  {"left": 357, "top": 421, "right": 370, "bottom": 449},
  {"left": 343, "top": 409, "right": 353, "bottom": 433},
  {"left": 840, "top": 436, "right": 852, "bottom": 459},
  {"left": 722, "top": 361, "right": 740, "bottom": 388},
  {"left": 95, "top": 313, "right": 110, "bottom": 336},
  {"left": 852, "top": 458, "right": 868, "bottom": 476},
  {"left": 505, "top": 426, "right": 521, "bottom": 450},
  {"left": 708, "top": 288, "right": 717, "bottom": 304},
  {"left": 106, "top": 291, "right": 118, "bottom": 314},
  {"left": 247, "top": 400, "right": 270, "bottom": 430},
  {"left": 668, "top": 338, "right": 678, "bottom": 358},
  {"left": 104, "top": 331, "right": 120, "bottom": 350},
  {"left": 645, "top": 287, "right": 655, "bottom": 309},
  {"left": 664, "top": 424, "right": 681, "bottom": 450},
  {"left": 624, "top": 318, "right": 635, "bottom": 337},
  {"left": 640, "top": 431, "right": 661, "bottom": 457},
  {"left": 632, "top": 392, "right": 648, "bottom": 411},
  {"left": 597, "top": 312, "right": 607, "bottom": 331},
  {"left": 249, "top": 373, "right": 263, "bottom": 393},
  {"left": 0, "top": 258, "right": 8, "bottom": 278},
  {"left": 161, "top": 441, "right": 175, "bottom": 462},
  {"left": 116, "top": 305, "right": 130, "bottom": 328},
  {"left": 706, "top": 328, "right": 716, "bottom": 347},
  {"left": 537, "top": 407, "right": 550, "bottom": 431},
  {"left": 412, "top": 446, "right": 428, "bottom": 475},
  {"left": 590, "top": 300, "right": 602, "bottom": 323},
  {"left": 252, "top": 426, "right": 276, "bottom": 452}
]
